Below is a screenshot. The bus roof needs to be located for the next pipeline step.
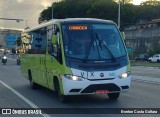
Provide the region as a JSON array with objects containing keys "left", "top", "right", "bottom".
[{"left": 23, "top": 18, "right": 115, "bottom": 33}]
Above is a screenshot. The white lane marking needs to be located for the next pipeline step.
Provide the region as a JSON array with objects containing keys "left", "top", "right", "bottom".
[{"left": 0, "top": 80, "right": 51, "bottom": 117}]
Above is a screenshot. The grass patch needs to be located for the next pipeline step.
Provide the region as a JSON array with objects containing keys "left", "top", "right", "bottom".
[{"left": 130, "top": 60, "right": 160, "bottom": 68}]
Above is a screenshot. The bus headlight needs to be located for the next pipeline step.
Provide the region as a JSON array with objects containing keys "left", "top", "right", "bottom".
[
  {"left": 64, "top": 75, "right": 83, "bottom": 81},
  {"left": 118, "top": 72, "right": 131, "bottom": 79}
]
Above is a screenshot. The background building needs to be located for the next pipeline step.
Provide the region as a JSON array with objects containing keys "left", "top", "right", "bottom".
[
  {"left": 124, "top": 19, "right": 160, "bottom": 57},
  {"left": 0, "top": 28, "right": 23, "bottom": 50}
]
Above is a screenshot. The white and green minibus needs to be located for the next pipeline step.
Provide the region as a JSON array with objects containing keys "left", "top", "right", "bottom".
[{"left": 21, "top": 18, "right": 131, "bottom": 102}]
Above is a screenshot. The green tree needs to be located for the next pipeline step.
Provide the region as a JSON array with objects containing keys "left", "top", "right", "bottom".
[
  {"left": 121, "top": 4, "right": 137, "bottom": 27},
  {"left": 86, "top": 0, "right": 117, "bottom": 21},
  {"left": 38, "top": 0, "right": 160, "bottom": 29},
  {"left": 39, "top": 0, "right": 96, "bottom": 23},
  {"left": 137, "top": 0, "right": 160, "bottom": 21}
]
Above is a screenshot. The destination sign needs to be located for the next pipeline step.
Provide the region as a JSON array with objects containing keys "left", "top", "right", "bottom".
[{"left": 69, "top": 26, "right": 88, "bottom": 30}]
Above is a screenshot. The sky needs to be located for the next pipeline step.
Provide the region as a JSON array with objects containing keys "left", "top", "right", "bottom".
[
  {"left": 132, "top": 0, "right": 146, "bottom": 5},
  {"left": 0, "top": 0, "right": 61, "bottom": 29},
  {"left": 0, "top": 0, "right": 154, "bottom": 29}
]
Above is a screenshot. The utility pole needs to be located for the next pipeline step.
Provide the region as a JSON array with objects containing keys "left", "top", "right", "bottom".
[
  {"left": 52, "top": 4, "right": 54, "bottom": 19},
  {"left": 25, "top": 20, "right": 29, "bottom": 29},
  {"left": 118, "top": 0, "right": 121, "bottom": 29}
]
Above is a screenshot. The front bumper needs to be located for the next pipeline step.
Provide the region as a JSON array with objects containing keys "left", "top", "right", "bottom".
[{"left": 61, "top": 76, "right": 131, "bottom": 95}]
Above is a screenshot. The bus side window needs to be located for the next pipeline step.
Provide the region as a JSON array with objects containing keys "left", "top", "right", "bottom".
[
  {"left": 47, "top": 24, "right": 62, "bottom": 64},
  {"left": 52, "top": 36, "right": 58, "bottom": 57},
  {"left": 26, "top": 28, "right": 47, "bottom": 54},
  {"left": 47, "top": 25, "right": 54, "bottom": 54},
  {"left": 52, "top": 32, "right": 62, "bottom": 64}
]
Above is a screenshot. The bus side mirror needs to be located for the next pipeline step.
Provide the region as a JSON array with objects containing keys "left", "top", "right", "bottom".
[
  {"left": 48, "top": 35, "right": 57, "bottom": 54},
  {"left": 54, "top": 25, "right": 59, "bottom": 35},
  {"left": 52, "top": 35, "right": 57, "bottom": 44},
  {"left": 121, "top": 32, "right": 125, "bottom": 40}
]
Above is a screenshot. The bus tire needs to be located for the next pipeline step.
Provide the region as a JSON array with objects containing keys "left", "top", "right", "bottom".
[
  {"left": 57, "top": 81, "right": 67, "bottom": 102},
  {"left": 108, "top": 92, "right": 120, "bottom": 100},
  {"left": 53, "top": 77, "right": 59, "bottom": 94},
  {"left": 28, "top": 70, "right": 37, "bottom": 89}
]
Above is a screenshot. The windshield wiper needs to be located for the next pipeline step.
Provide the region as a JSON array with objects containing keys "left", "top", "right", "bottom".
[
  {"left": 94, "top": 32, "right": 116, "bottom": 62},
  {"left": 84, "top": 31, "right": 95, "bottom": 63},
  {"left": 84, "top": 31, "right": 116, "bottom": 63}
]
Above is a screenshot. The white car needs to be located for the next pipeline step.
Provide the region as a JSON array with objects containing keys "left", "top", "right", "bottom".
[{"left": 148, "top": 54, "right": 160, "bottom": 63}]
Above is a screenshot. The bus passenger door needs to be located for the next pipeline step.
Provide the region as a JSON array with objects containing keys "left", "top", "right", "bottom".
[{"left": 45, "top": 25, "right": 63, "bottom": 90}]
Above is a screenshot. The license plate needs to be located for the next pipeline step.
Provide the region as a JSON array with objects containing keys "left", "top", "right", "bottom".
[{"left": 96, "top": 90, "right": 108, "bottom": 94}]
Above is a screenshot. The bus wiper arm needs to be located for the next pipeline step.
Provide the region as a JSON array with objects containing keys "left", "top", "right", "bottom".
[
  {"left": 84, "top": 33, "right": 95, "bottom": 63},
  {"left": 94, "top": 32, "right": 116, "bottom": 62}
]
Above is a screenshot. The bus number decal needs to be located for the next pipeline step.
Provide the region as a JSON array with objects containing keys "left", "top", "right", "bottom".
[
  {"left": 80, "top": 72, "right": 95, "bottom": 78},
  {"left": 90, "top": 72, "right": 94, "bottom": 77},
  {"left": 81, "top": 72, "right": 85, "bottom": 78},
  {"left": 109, "top": 72, "right": 115, "bottom": 77}
]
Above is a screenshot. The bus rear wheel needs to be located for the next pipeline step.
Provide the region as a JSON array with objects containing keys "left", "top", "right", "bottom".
[{"left": 108, "top": 92, "right": 120, "bottom": 100}]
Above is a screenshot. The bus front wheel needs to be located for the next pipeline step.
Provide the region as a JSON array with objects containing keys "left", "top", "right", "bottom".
[
  {"left": 108, "top": 92, "right": 120, "bottom": 100},
  {"left": 57, "top": 82, "right": 68, "bottom": 102}
]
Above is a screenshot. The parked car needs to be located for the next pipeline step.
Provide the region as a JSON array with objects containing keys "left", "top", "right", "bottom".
[
  {"left": 148, "top": 54, "right": 160, "bottom": 63},
  {"left": 135, "top": 54, "right": 150, "bottom": 62}
]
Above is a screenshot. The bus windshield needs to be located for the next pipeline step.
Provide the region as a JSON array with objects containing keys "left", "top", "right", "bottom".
[{"left": 62, "top": 23, "right": 126, "bottom": 61}]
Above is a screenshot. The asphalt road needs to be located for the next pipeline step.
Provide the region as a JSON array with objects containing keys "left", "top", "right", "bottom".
[
  {"left": 131, "top": 66, "right": 160, "bottom": 78},
  {"left": 0, "top": 57, "right": 160, "bottom": 117}
]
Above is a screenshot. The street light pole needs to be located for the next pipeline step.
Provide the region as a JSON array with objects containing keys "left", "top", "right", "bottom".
[
  {"left": 52, "top": 4, "right": 54, "bottom": 19},
  {"left": 0, "top": 18, "right": 24, "bottom": 22},
  {"left": 25, "top": 20, "right": 28, "bottom": 29},
  {"left": 0, "top": 18, "right": 28, "bottom": 29},
  {"left": 118, "top": 0, "right": 121, "bottom": 29}
]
